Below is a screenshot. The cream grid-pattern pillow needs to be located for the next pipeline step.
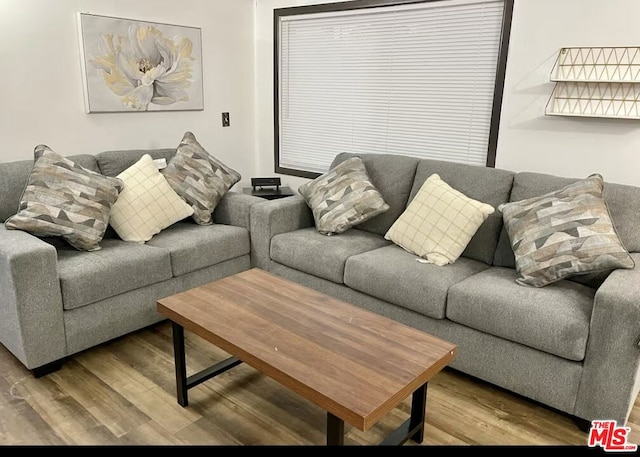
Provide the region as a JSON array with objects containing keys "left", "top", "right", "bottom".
[
  {"left": 385, "top": 173, "right": 495, "bottom": 266},
  {"left": 109, "top": 154, "right": 194, "bottom": 243}
]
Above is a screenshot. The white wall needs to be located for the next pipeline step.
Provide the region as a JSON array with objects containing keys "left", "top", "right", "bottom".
[
  {"left": 0, "top": 0, "right": 256, "bottom": 186},
  {"left": 497, "top": 0, "right": 640, "bottom": 186},
  {"left": 5, "top": 1, "right": 640, "bottom": 189},
  {"left": 256, "top": 0, "right": 640, "bottom": 189}
]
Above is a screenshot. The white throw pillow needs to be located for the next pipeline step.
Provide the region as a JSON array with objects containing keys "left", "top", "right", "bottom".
[
  {"left": 109, "top": 154, "right": 194, "bottom": 242},
  {"left": 385, "top": 173, "right": 494, "bottom": 266}
]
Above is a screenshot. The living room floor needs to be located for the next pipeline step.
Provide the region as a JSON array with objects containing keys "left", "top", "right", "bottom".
[{"left": 1, "top": 320, "right": 638, "bottom": 446}]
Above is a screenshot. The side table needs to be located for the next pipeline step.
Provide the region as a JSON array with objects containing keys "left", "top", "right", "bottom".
[{"left": 243, "top": 186, "right": 294, "bottom": 200}]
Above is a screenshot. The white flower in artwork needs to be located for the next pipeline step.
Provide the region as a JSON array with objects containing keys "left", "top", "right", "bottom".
[{"left": 90, "top": 25, "right": 194, "bottom": 110}]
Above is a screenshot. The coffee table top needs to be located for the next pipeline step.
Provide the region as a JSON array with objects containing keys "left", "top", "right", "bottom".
[{"left": 157, "top": 268, "right": 457, "bottom": 431}]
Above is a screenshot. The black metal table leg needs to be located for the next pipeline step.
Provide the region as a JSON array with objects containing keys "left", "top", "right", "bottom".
[
  {"left": 379, "top": 382, "right": 428, "bottom": 446},
  {"left": 327, "top": 412, "right": 345, "bottom": 445},
  {"left": 172, "top": 321, "right": 188, "bottom": 407},
  {"left": 169, "top": 320, "right": 242, "bottom": 408},
  {"left": 409, "top": 382, "right": 427, "bottom": 443}
]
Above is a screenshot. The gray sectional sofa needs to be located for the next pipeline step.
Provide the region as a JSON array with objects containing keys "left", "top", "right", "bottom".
[
  {"left": 0, "top": 148, "right": 262, "bottom": 377},
  {"left": 250, "top": 152, "right": 640, "bottom": 428}
]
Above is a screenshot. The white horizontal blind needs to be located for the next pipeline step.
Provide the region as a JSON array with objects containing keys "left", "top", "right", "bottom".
[{"left": 277, "top": 0, "right": 505, "bottom": 174}]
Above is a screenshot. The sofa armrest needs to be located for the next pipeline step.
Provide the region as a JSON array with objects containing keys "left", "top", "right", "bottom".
[
  {"left": 212, "top": 191, "right": 264, "bottom": 231},
  {"left": 574, "top": 253, "right": 640, "bottom": 424},
  {"left": 249, "top": 195, "right": 314, "bottom": 269},
  {"left": 0, "top": 226, "right": 66, "bottom": 371}
]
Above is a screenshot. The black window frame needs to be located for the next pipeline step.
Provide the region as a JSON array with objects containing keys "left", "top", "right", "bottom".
[{"left": 273, "top": 0, "right": 514, "bottom": 179}]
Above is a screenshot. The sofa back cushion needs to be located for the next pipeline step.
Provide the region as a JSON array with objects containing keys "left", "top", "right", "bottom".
[
  {"left": 408, "top": 159, "right": 514, "bottom": 265},
  {"left": 96, "top": 148, "right": 176, "bottom": 177},
  {"left": 493, "top": 172, "right": 640, "bottom": 271},
  {"left": 330, "top": 152, "right": 419, "bottom": 236},
  {"left": 0, "top": 154, "right": 99, "bottom": 223}
]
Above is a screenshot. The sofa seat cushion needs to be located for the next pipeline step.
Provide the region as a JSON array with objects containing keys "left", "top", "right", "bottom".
[
  {"left": 146, "top": 221, "right": 250, "bottom": 277},
  {"left": 57, "top": 238, "right": 172, "bottom": 310},
  {"left": 447, "top": 267, "right": 595, "bottom": 361},
  {"left": 271, "top": 227, "right": 390, "bottom": 284},
  {"left": 344, "top": 244, "right": 490, "bottom": 319}
]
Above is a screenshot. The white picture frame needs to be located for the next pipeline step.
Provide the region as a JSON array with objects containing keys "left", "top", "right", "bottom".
[{"left": 77, "top": 13, "right": 204, "bottom": 113}]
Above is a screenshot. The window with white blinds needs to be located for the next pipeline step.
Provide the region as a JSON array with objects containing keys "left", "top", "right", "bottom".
[{"left": 274, "top": 0, "right": 512, "bottom": 178}]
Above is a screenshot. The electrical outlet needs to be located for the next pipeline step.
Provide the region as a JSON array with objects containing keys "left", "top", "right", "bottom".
[{"left": 222, "top": 112, "right": 230, "bottom": 127}]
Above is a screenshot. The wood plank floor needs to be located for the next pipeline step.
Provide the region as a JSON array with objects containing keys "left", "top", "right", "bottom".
[{"left": 1, "top": 320, "right": 638, "bottom": 446}]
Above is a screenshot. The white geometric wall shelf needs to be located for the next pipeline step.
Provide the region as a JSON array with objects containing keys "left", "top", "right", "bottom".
[{"left": 545, "top": 47, "right": 640, "bottom": 119}]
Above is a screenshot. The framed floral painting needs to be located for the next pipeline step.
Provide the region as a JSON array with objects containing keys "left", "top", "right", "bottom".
[{"left": 76, "top": 13, "right": 204, "bottom": 113}]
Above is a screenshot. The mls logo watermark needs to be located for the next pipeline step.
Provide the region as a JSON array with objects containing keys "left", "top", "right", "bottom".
[{"left": 588, "top": 420, "right": 637, "bottom": 452}]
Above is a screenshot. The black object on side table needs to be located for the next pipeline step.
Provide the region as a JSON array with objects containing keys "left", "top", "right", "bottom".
[{"left": 243, "top": 177, "right": 294, "bottom": 200}]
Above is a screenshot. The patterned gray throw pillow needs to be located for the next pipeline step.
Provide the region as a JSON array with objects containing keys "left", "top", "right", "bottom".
[
  {"left": 162, "top": 131, "right": 241, "bottom": 225},
  {"left": 498, "top": 173, "right": 635, "bottom": 287},
  {"left": 5, "top": 145, "right": 124, "bottom": 251},
  {"left": 298, "top": 156, "right": 390, "bottom": 235}
]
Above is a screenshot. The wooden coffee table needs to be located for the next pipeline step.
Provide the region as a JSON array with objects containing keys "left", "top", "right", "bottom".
[{"left": 156, "top": 268, "right": 457, "bottom": 445}]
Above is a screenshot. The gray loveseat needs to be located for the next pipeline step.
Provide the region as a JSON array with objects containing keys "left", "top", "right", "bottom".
[
  {"left": 0, "top": 148, "right": 262, "bottom": 377},
  {"left": 250, "top": 152, "right": 640, "bottom": 428}
]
